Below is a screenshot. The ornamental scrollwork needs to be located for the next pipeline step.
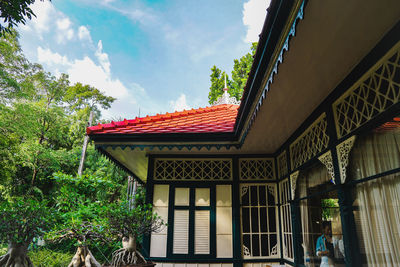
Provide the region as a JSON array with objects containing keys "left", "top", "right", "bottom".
[
  {"left": 290, "top": 171, "right": 299, "bottom": 200},
  {"left": 270, "top": 244, "right": 279, "bottom": 256},
  {"left": 243, "top": 245, "right": 251, "bottom": 256},
  {"left": 336, "top": 136, "right": 356, "bottom": 184},
  {"left": 241, "top": 185, "right": 249, "bottom": 198},
  {"left": 318, "top": 151, "right": 336, "bottom": 184},
  {"left": 333, "top": 46, "right": 400, "bottom": 138}
]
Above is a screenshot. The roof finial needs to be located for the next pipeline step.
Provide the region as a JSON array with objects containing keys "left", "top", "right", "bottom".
[
  {"left": 224, "top": 73, "right": 227, "bottom": 90},
  {"left": 212, "top": 73, "right": 240, "bottom": 106}
]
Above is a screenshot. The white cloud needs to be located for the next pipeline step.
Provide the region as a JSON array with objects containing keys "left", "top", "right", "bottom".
[
  {"left": 37, "top": 47, "right": 70, "bottom": 66},
  {"left": 169, "top": 94, "right": 190, "bottom": 112},
  {"left": 24, "top": 0, "right": 54, "bottom": 35},
  {"left": 20, "top": 1, "right": 90, "bottom": 45},
  {"left": 68, "top": 56, "right": 128, "bottom": 99},
  {"left": 55, "top": 17, "right": 74, "bottom": 43},
  {"left": 56, "top": 17, "right": 71, "bottom": 30},
  {"left": 242, "top": 0, "right": 271, "bottom": 43},
  {"left": 36, "top": 45, "right": 129, "bottom": 99},
  {"left": 78, "top": 26, "right": 92, "bottom": 43},
  {"left": 95, "top": 40, "right": 111, "bottom": 74}
]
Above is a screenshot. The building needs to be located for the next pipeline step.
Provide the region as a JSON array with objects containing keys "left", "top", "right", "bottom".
[{"left": 87, "top": 0, "right": 400, "bottom": 266}]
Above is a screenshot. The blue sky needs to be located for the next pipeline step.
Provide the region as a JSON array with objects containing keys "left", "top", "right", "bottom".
[{"left": 18, "top": 0, "right": 270, "bottom": 119}]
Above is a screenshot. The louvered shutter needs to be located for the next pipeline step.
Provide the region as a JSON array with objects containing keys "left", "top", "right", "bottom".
[
  {"left": 195, "top": 210, "right": 210, "bottom": 254},
  {"left": 173, "top": 210, "right": 189, "bottom": 254}
]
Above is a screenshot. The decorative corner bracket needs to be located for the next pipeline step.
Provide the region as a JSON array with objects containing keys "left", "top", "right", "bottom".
[
  {"left": 336, "top": 135, "right": 356, "bottom": 184},
  {"left": 318, "top": 150, "right": 336, "bottom": 184},
  {"left": 290, "top": 171, "right": 300, "bottom": 200}
]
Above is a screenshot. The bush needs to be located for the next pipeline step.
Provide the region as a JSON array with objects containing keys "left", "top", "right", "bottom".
[
  {"left": 0, "top": 243, "right": 7, "bottom": 255},
  {"left": 28, "top": 248, "right": 73, "bottom": 267}
]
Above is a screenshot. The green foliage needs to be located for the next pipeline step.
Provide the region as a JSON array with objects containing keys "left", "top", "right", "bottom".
[
  {"left": 28, "top": 248, "right": 74, "bottom": 267},
  {"left": 208, "top": 66, "right": 230, "bottom": 104},
  {"left": 0, "top": 29, "right": 133, "bottom": 265},
  {"left": 0, "top": 1, "right": 50, "bottom": 36},
  {"left": 52, "top": 172, "right": 120, "bottom": 209},
  {"left": 106, "top": 188, "right": 165, "bottom": 239},
  {"left": 0, "top": 31, "right": 116, "bottom": 199},
  {"left": 0, "top": 197, "right": 56, "bottom": 245},
  {"left": 208, "top": 42, "right": 257, "bottom": 104},
  {"left": 321, "top": 198, "right": 339, "bottom": 221},
  {"left": 44, "top": 172, "right": 125, "bottom": 263},
  {"left": 0, "top": 29, "right": 31, "bottom": 101},
  {"left": 0, "top": 243, "right": 7, "bottom": 255}
]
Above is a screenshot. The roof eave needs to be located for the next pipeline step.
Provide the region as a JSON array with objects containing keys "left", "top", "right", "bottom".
[
  {"left": 234, "top": 0, "right": 300, "bottom": 137},
  {"left": 89, "top": 131, "right": 237, "bottom": 143}
]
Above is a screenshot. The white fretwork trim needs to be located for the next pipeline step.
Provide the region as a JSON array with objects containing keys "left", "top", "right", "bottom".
[
  {"left": 243, "top": 245, "right": 251, "bottom": 256},
  {"left": 290, "top": 171, "right": 299, "bottom": 200},
  {"left": 241, "top": 185, "right": 249, "bottom": 198},
  {"left": 336, "top": 136, "right": 356, "bottom": 184},
  {"left": 267, "top": 185, "right": 276, "bottom": 197},
  {"left": 212, "top": 79, "right": 241, "bottom": 106},
  {"left": 318, "top": 151, "right": 336, "bottom": 184},
  {"left": 270, "top": 244, "right": 279, "bottom": 256}
]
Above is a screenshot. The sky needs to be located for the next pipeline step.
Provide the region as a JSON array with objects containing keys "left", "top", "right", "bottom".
[{"left": 17, "top": 0, "right": 271, "bottom": 120}]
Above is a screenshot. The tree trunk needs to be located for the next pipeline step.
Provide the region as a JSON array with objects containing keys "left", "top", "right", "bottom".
[
  {"left": 0, "top": 242, "right": 33, "bottom": 267},
  {"left": 68, "top": 246, "right": 101, "bottom": 267},
  {"left": 111, "top": 235, "right": 146, "bottom": 266},
  {"left": 122, "top": 235, "right": 136, "bottom": 252}
]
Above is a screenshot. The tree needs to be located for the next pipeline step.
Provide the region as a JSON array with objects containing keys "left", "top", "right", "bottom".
[
  {"left": 48, "top": 204, "right": 105, "bottom": 267},
  {"left": 0, "top": 29, "right": 33, "bottom": 101},
  {"left": 48, "top": 172, "right": 123, "bottom": 267},
  {"left": 208, "top": 66, "right": 230, "bottom": 105},
  {"left": 0, "top": 31, "right": 116, "bottom": 198},
  {"left": 0, "top": 0, "right": 49, "bottom": 36},
  {"left": 208, "top": 42, "right": 258, "bottom": 105},
  {"left": 64, "top": 83, "right": 116, "bottom": 147},
  {"left": 0, "top": 197, "right": 55, "bottom": 267},
  {"left": 0, "top": 30, "right": 126, "bottom": 265},
  {"left": 106, "top": 189, "right": 165, "bottom": 266}
]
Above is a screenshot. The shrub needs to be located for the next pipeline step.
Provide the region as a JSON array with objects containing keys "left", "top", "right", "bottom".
[{"left": 28, "top": 248, "right": 73, "bottom": 267}]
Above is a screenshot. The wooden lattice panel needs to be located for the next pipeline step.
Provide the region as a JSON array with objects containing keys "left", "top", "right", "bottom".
[
  {"left": 277, "top": 151, "right": 287, "bottom": 179},
  {"left": 239, "top": 158, "right": 275, "bottom": 180},
  {"left": 154, "top": 159, "right": 232, "bottom": 180},
  {"left": 333, "top": 44, "right": 400, "bottom": 138},
  {"left": 290, "top": 114, "right": 329, "bottom": 170}
]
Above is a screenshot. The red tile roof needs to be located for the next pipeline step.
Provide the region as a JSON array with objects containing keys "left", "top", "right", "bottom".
[
  {"left": 87, "top": 104, "right": 239, "bottom": 135},
  {"left": 374, "top": 117, "right": 400, "bottom": 133}
]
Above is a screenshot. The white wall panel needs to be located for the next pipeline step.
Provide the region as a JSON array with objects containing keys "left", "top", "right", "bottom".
[
  {"left": 216, "top": 234, "right": 233, "bottom": 258},
  {"left": 156, "top": 264, "right": 233, "bottom": 267},
  {"left": 216, "top": 207, "right": 232, "bottom": 234},
  {"left": 175, "top": 188, "right": 190, "bottom": 206},
  {"left": 216, "top": 185, "right": 232, "bottom": 206},
  {"left": 243, "top": 263, "right": 283, "bottom": 267},
  {"left": 153, "top": 206, "right": 168, "bottom": 235},
  {"left": 195, "top": 188, "right": 210, "bottom": 206},
  {"left": 150, "top": 234, "right": 167, "bottom": 257},
  {"left": 216, "top": 185, "right": 232, "bottom": 258},
  {"left": 151, "top": 185, "right": 169, "bottom": 258},
  {"left": 153, "top": 185, "right": 169, "bottom": 206}
]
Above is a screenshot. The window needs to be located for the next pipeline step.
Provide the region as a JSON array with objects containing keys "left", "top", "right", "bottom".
[
  {"left": 297, "top": 164, "right": 345, "bottom": 267},
  {"left": 349, "top": 122, "right": 400, "bottom": 266},
  {"left": 279, "top": 179, "right": 293, "bottom": 260},
  {"left": 240, "top": 184, "right": 279, "bottom": 258},
  {"left": 168, "top": 186, "right": 214, "bottom": 257},
  {"left": 173, "top": 188, "right": 190, "bottom": 254}
]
